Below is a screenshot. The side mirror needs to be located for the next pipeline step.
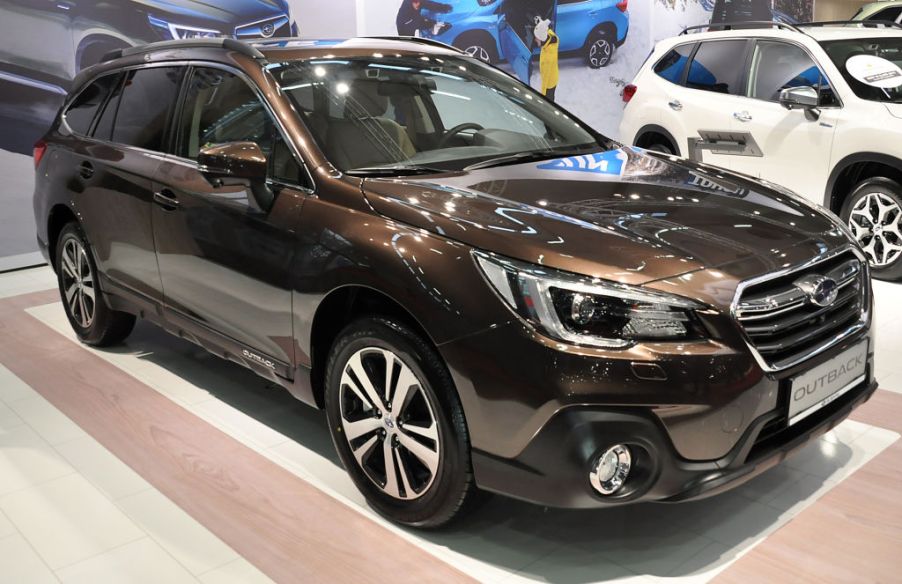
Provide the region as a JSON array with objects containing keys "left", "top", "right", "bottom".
[
  {"left": 198, "top": 141, "right": 274, "bottom": 212},
  {"left": 779, "top": 86, "right": 821, "bottom": 119},
  {"left": 198, "top": 141, "right": 267, "bottom": 184}
]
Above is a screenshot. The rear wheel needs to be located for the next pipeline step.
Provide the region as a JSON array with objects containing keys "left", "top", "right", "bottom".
[
  {"left": 585, "top": 29, "right": 614, "bottom": 68},
  {"left": 324, "top": 316, "right": 475, "bottom": 527},
  {"left": 55, "top": 223, "right": 135, "bottom": 345},
  {"left": 841, "top": 177, "right": 902, "bottom": 281}
]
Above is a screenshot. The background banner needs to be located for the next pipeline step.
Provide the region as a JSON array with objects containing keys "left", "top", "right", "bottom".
[{"left": 0, "top": 0, "right": 812, "bottom": 265}]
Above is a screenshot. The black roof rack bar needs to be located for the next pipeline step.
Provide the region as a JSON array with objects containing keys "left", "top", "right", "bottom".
[
  {"left": 680, "top": 21, "right": 802, "bottom": 35},
  {"left": 362, "top": 36, "right": 466, "bottom": 54},
  {"left": 798, "top": 20, "right": 902, "bottom": 29},
  {"left": 101, "top": 38, "right": 265, "bottom": 63}
]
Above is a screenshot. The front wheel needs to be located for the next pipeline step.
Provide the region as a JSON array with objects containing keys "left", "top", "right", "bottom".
[
  {"left": 324, "top": 317, "right": 476, "bottom": 528},
  {"left": 841, "top": 177, "right": 902, "bottom": 281},
  {"left": 585, "top": 30, "right": 614, "bottom": 69}
]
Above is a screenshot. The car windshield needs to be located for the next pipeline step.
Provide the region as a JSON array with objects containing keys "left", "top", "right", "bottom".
[
  {"left": 820, "top": 36, "right": 902, "bottom": 103},
  {"left": 268, "top": 54, "right": 611, "bottom": 174}
]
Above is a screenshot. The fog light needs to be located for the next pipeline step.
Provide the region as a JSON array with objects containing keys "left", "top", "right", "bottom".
[{"left": 589, "top": 444, "right": 631, "bottom": 495}]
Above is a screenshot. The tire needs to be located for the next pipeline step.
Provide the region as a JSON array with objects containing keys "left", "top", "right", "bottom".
[
  {"left": 454, "top": 32, "right": 498, "bottom": 64},
  {"left": 840, "top": 177, "right": 902, "bottom": 281},
  {"left": 55, "top": 222, "right": 136, "bottom": 346},
  {"left": 585, "top": 29, "right": 614, "bottom": 69},
  {"left": 324, "top": 316, "right": 476, "bottom": 528},
  {"left": 645, "top": 142, "right": 675, "bottom": 155}
]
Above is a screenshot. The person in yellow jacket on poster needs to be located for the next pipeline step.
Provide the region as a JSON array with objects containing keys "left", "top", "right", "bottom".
[{"left": 534, "top": 16, "right": 559, "bottom": 102}]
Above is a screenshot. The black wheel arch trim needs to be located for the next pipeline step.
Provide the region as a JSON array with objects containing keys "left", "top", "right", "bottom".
[
  {"left": 824, "top": 152, "right": 902, "bottom": 213},
  {"left": 633, "top": 124, "right": 679, "bottom": 156}
]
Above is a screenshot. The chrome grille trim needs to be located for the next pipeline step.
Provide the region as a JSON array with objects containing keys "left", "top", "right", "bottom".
[{"left": 730, "top": 246, "right": 870, "bottom": 373}]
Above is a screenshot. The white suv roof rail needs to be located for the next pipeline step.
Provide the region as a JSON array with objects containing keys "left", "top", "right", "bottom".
[{"left": 679, "top": 21, "right": 802, "bottom": 36}]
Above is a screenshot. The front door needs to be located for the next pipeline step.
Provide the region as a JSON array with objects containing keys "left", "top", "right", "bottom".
[
  {"left": 152, "top": 66, "right": 308, "bottom": 372},
  {"left": 732, "top": 40, "right": 839, "bottom": 200},
  {"left": 498, "top": 0, "right": 557, "bottom": 83}
]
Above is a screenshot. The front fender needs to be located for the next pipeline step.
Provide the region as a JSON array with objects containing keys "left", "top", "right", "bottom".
[{"left": 291, "top": 196, "right": 509, "bottom": 368}]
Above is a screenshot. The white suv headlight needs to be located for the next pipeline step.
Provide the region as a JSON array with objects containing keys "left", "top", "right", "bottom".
[{"left": 474, "top": 252, "right": 706, "bottom": 348}]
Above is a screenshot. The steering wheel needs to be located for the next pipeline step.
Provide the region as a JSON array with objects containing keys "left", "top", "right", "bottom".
[{"left": 437, "top": 122, "right": 484, "bottom": 148}]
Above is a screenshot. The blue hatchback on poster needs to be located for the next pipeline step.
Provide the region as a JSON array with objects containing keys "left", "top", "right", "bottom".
[{"left": 424, "top": 0, "right": 630, "bottom": 80}]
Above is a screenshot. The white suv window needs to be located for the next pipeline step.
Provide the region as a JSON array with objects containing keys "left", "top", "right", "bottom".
[
  {"left": 747, "top": 41, "right": 836, "bottom": 105},
  {"left": 652, "top": 44, "right": 695, "bottom": 85}
]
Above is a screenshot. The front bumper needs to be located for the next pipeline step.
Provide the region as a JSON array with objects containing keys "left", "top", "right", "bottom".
[
  {"left": 439, "top": 301, "right": 875, "bottom": 508},
  {"left": 472, "top": 373, "right": 877, "bottom": 508}
]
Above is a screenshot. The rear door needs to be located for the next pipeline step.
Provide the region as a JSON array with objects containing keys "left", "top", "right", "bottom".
[
  {"left": 731, "top": 40, "right": 839, "bottom": 200},
  {"left": 673, "top": 39, "right": 753, "bottom": 170},
  {"left": 151, "top": 65, "right": 307, "bottom": 373},
  {"left": 74, "top": 65, "right": 183, "bottom": 303}
]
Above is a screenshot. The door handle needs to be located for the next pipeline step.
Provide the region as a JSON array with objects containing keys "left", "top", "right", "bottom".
[
  {"left": 668, "top": 100, "right": 683, "bottom": 111},
  {"left": 733, "top": 111, "right": 753, "bottom": 123},
  {"left": 77, "top": 161, "right": 94, "bottom": 179},
  {"left": 153, "top": 189, "right": 179, "bottom": 210}
]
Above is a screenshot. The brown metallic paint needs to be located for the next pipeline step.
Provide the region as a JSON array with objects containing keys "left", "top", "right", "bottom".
[{"left": 33, "top": 39, "right": 876, "bottom": 508}]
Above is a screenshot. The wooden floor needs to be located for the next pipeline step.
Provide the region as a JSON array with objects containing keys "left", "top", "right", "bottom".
[
  {"left": 0, "top": 289, "right": 474, "bottom": 584},
  {"left": 1, "top": 278, "right": 901, "bottom": 583},
  {"left": 717, "top": 389, "right": 902, "bottom": 584}
]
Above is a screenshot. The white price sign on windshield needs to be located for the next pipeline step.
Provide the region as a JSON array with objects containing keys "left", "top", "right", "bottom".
[{"left": 846, "top": 54, "right": 902, "bottom": 89}]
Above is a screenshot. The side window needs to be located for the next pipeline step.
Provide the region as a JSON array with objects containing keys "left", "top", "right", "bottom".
[
  {"left": 686, "top": 40, "right": 748, "bottom": 95},
  {"left": 64, "top": 74, "right": 119, "bottom": 135},
  {"left": 868, "top": 6, "right": 902, "bottom": 22},
  {"left": 177, "top": 67, "right": 306, "bottom": 186},
  {"left": 111, "top": 67, "right": 183, "bottom": 151},
  {"left": 748, "top": 41, "right": 834, "bottom": 103},
  {"left": 653, "top": 44, "right": 694, "bottom": 85}
]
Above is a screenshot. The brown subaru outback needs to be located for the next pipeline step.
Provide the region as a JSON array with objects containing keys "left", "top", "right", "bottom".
[{"left": 33, "top": 37, "right": 876, "bottom": 528}]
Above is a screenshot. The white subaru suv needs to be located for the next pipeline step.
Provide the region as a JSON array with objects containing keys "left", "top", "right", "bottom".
[{"left": 619, "top": 22, "right": 902, "bottom": 280}]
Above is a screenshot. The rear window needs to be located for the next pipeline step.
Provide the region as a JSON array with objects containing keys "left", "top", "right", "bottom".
[
  {"left": 64, "top": 74, "right": 119, "bottom": 135},
  {"left": 110, "top": 67, "right": 183, "bottom": 151},
  {"left": 653, "top": 44, "right": 695, "bottom": 84},
  {"left": 686, "top": 40, "right": 748, "bottom": 95}
]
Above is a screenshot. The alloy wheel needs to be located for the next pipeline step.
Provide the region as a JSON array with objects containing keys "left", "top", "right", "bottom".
[
  {"left": 848, "top": 191, "right": 902, "bottom": 268},
  {"left": 60, "top": 238, "right": 96, "bottom": 328},
  {"left": 464, "top": 45, "right": 491, "bottom": 63},
  {"left": 589, "top": 39, "right": 612, "bottom": 68},
  {"left": 339, "top": 348, "right": 441, "bottom": 500}
]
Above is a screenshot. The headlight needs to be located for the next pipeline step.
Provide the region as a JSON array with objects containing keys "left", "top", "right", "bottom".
[
  {"left": 474, "top": 252, "right": 706, "bottom": 348},
  {"left": 477, "top": 0, "right": 498, "bottom": 5},
  {"left": 148, "top": 15, "right": 221, "bottom": 40}
]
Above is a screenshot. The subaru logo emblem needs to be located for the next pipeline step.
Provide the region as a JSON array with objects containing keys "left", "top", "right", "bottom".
[
  {"left": 793, "top": 275, "right": 839, "bottom": 307},
  {"left": 261, "top": 23, "right": 275, "bottom": 37}
]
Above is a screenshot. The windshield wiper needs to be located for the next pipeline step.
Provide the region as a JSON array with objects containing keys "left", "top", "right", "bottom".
[
  {"left": 464, "top": 147, "right": 602, "bottom": 171},
  {"left": 345, "top": 164, "right": 447, "bottom": 177}
]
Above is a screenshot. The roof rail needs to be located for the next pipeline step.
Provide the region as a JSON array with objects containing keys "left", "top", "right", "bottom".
[
  {"left": 680, "top": 21, "right": 802, "bottom": 35},
  {"left": 101, "top": 38, "right": 265, "bottom": 63},
  {"left": 798, "top": 20, "right": 902, "bottom": 29},
  {"left": 362, "top": 36, "right": 466, "bottom": 54}
]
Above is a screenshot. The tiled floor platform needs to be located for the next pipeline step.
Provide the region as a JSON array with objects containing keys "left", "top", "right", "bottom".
[{"left": 1, "top": 267, "right": 901, "bottom": 583}]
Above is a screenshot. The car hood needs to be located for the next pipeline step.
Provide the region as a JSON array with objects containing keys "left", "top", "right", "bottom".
[
  {"left": 136, "top": 0, "right": 287, "bottom": 25},
  {"left": 362, "top": 147, "right": 851, "bottom": 286}
]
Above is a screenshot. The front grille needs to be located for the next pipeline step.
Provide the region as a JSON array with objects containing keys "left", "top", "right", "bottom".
[
  {"left": 234, "top": 15, "right": 291, "bottom": 39},
  {"left": 735, "top": 250, "right": 867, "bottom": 371}
]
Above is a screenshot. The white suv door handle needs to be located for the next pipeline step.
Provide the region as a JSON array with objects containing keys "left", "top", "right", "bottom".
[
  {"left": 668, "top": 100, "right": 683, "bottom": 111},
  {"left": 733, "top": 111, "right": 753, "bottom": 122}
]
